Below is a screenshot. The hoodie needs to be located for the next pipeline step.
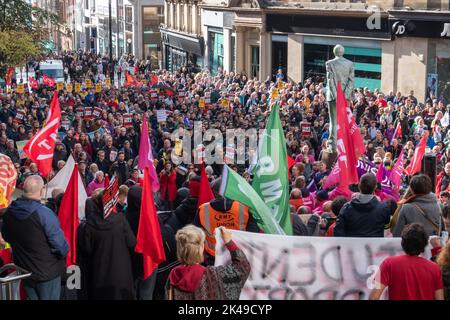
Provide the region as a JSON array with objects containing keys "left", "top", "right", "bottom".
[
  {"left": 1, "top": 197, "right": 68, "bottom": 281},
  {"left": 169, "top": 264, "right": 206, "bottom": 292},
  {"left": 334, "top": 193, "right": 391, "bottom": 237}
]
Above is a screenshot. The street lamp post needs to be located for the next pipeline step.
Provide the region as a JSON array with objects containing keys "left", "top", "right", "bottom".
[{"left": 109, "top": 0, "right": 113, "bottom": 78}]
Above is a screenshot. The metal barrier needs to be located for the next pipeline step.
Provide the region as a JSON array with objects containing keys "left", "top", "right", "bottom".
[{"left": 0, "top": 264, "right": 31, "bottom": 300}]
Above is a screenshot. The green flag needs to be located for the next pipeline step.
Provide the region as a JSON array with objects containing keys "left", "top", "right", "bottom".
[
  {"left": 252, "top": 103, "right": 293, "bottom": 235},
  {"left": 219, "top": 165, "right": 285, "bottom": 235}
]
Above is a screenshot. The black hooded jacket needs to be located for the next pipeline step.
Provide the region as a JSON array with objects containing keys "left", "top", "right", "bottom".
[{"left": 81, "top": 199, "right": 136, "bottom": 300}]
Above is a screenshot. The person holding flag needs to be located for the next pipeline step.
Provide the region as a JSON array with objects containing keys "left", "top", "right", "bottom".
[
  {"left": 80, "top": 188, "right": 136, "bottom": 299},
  {"left": 130, "top": 113, "right": 166, "bottom": 299}
]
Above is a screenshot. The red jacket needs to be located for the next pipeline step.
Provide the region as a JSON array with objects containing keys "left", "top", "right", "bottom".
[{"left": 159, "top": 171, "right": 177, "bottom": 201}]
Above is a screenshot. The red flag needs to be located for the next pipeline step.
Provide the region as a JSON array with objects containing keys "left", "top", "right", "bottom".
[
  {"left": 125, "top": 72, "right": 135, "bottom": 86},
  {"left": 58, "top": 163, "right": 80, "bottom": 266},
  {"left": 150, "top": 74, "right": 158, "bottom": 85},
  {"left": 376, "top": 164, "right": 384, "bottom": 183},
  {"left": 28, "top": 77, "right": 39, "bottom": 90},
  {"left": 390, "top": 147, "right": 404, "bottom": 188},
  {"left": 23, "top": 92, "right": 61, "bottom": 176},
  {"left": 198, "top": 163, "right": 215, "bottom": 207},
  {"left": 404, "top": 131, "right": 429, "bottom": 176},
  {"left": 104, "top": 174, "right": 110, "bottom": 189},
  {"left": 42, "top": 74, "right": 55, "bottom": 87},
  {"left": 135, "top": 168, "right": 166, "bottom": 279},
  {"left": 287, "top": 155, "right": 296, "bottom": 180},
  {"left": 5, "top": 67, "right": 14, "bottom": 86},
  {"left": 336, "top": 82, "right": 359, "bottom": 190}
]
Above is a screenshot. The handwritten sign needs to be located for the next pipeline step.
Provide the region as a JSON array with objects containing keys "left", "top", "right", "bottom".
[
  {"left": 215, "top": 230, "right": 430, "bottom": 300},
  {"left": 156, "top": 109, "right": 168, "bottom": 123},
  {"left": 16, "top": 140, "right": 29, "bottom": 159}
]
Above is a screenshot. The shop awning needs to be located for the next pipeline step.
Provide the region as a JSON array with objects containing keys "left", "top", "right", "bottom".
[{"left": 160, "top": 27, "right": 204, "bottom": 56}]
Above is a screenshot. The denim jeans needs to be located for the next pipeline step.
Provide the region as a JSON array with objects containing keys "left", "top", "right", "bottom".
[{"left": 24, "top": 276, "right": 61, "bottom": 300}]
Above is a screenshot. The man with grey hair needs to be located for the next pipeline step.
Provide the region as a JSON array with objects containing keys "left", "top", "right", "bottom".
[
  {"left": 2, "top": 175, "right": 68, "bottom": 300},
  {"left": 325, "top": 44, "right": 355, "bottom": 154}
]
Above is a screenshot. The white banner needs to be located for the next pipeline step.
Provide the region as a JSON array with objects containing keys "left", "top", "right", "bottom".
[
  {"left": 45, "top": 155, "right": 87, "bottom": 220},
  {"left": 215, "top": 230, "right": 430, "bottom": 300}
]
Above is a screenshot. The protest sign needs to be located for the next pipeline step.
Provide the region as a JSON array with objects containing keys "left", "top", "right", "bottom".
[
  {"left": 66, "top": 83, "right": 73, "bottom": 92},
  {"left": 215, "top": 230, "right": 430, "bottom": 300},
  {"left": 56, "top": 82, "right": 64, "bottom": 91},
  {"left": 105, "top": 78, "right": 111, "bottom": 87},
  {"left": 157, "top": 109, "right": 168, "bottom": 123},
  {"left": 199, "top": 97, "right": 205, "bottom": 108},
  {"left": 16, "top": 140, "right": 29, "bottom": 159},
  {"left": 16, "top": 84, "right": 24, "bottom": 94},
  {"left": 95, "top": 83, "right": 102, "bottom": 93},
  {"left": 85, "top": 79, "right": 92, "bottom": 88},
  {"left": 103, "top": 176, "right": 119, "bottom": 219},
  {"left": 74, "top": 83, "right": 81, "bottom": 93}
]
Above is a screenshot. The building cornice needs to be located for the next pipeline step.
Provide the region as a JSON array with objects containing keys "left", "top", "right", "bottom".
[{"left": 199, "top": 5, "right": 391, "bottom": 18}]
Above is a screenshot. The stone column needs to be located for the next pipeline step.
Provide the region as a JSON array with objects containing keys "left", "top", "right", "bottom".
[
  {"left": 176, "top": 2, "right": 181, "bottom": 31},
  {"left": 235, "top": 26, "right": 246, "bottom": 74},
  {"left": 169, "top": 2, "right": 174, "bottom": 28},
  {"left": 183, "top": 1, "right": 189, "bottom": 32},
  {"left": 192, "top": 3, "right": 197, "bottom": 34},
  {"left": 259, "top": 30, "right": 271, "bottom": 81},
  {"left": 223, "top": 28, "right": 232, "bottom": 73},
  {"left": 287, "top": 34, "right": 303, "bottom": 83},
  {"left": 164, "top": 1, "right": 168, "bottom": 26}
]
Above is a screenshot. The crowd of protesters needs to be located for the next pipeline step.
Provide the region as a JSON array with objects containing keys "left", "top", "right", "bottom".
[{"left": 0, "top": 50, "right": 449, "bottom": 300}]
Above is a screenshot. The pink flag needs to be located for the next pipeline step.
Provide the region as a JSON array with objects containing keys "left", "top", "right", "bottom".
[
  {"left": 322, "top": 163, "right": 340, "bottom": 189},
  {"left": 138, "top": 114, "right": 160, "bottom": 191},
  {"left": 336, "top": 82, "right": 359, "bottom": 190},
  {"left": 390, "top": 148, "right": 404, "bottom": 188}
]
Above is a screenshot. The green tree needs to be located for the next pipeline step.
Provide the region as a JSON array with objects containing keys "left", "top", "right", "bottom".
[{"left": 0, "top": 0, "right": 59, "bottom": 78}]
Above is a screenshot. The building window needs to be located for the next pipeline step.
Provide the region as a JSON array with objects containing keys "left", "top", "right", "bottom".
[
  {"left": 143, "top": 6, "right": 164, "bottom": 68},
  {"left": 251, "top": 46, "right": 260, "bottom": 79},
  {"left": 303, "top": 43, "right": 381, "bottom": 91},
  {"left": 208, "top": 31, "right": 224, "bottom": 75}
]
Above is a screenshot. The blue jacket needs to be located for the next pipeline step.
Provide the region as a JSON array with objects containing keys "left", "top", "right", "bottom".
[{"left": 2, "top": 197, "right": 68, "bottom": 281}]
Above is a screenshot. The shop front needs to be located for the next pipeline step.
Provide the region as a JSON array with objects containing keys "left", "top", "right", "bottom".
[
  {"left": 388, "top": 14, "right": 450, "bottom": 102},
  {"left": 266, "top": 13, "right": 391, "bottom": 91},
  {"left": 160, "top": 27, "right": 204, "bottom": 72}
]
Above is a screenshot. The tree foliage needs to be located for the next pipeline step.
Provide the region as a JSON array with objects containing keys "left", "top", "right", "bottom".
[{"left": 0, "top": 0, "right": 59, "bottom": 78}]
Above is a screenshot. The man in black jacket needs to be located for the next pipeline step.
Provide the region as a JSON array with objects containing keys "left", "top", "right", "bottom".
[
  {"left": 334, "top": 173, "right": 391, "bottom": 237},
  {"left": 2, "top": 175, "right": 68, "bottom": 300}
]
